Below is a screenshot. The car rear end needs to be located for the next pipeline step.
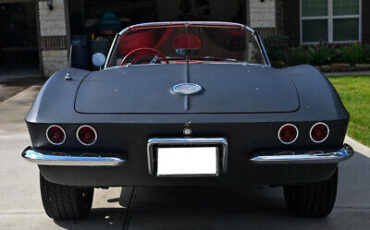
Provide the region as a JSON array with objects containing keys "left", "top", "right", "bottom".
[
  {"left": 24, "top": 115, "right": 351, "bottom": 187},
  {"left": 23, "top": 63, "right": 353, "bottom": 187}
]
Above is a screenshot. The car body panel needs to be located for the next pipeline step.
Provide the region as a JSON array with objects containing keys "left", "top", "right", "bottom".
[
  {"left": 75, "top": 64, "right": 299, "bottom": 114},
  {"left": 26, "top": 65, "right": 348, "bottom": 124}
]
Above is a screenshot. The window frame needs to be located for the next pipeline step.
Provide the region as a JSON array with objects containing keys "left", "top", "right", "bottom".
[{"left": 299, "top": 0, "right": 362, "bottom": 44}]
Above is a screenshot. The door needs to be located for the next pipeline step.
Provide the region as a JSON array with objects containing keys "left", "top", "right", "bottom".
[{"left": 0, "top": 2, "right": 39, "bottom": 74}]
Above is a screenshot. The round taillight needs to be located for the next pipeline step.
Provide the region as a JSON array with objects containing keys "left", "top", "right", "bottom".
[
  {"left": 278, "top": 124, "right": 298, "bottom": 144},
  {"left": 77, "top": 125, "right": 97, "bottom": 146},
  {"left": 46, "top": 125, "right": 66, "bottom": 145},
  {"left": 310, "top": 122, "right": 329, "bottom": 143}
]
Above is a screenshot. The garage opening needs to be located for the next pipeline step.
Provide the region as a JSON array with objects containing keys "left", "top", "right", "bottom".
[
  {"left": 68, "top": 0, "right": 246, "bottom": 70},
  {"left": 0, "top": 1, "right": 40, "bottom": 78}
]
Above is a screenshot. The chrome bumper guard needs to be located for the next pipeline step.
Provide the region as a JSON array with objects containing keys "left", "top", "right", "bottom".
[
  {"left": 22, "top": 147, "right": 125, "bottom": 166},
  {"left": 250, "top": 144, "right": 354, "bottom": 165}
]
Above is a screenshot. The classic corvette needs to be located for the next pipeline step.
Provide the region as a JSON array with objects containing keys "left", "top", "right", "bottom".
[{"left": 22, "top": 21, "right": 353, "bottom": 220}]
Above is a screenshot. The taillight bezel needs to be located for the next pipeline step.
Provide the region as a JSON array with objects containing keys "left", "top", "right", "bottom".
[
  {"left": 76, "top": 125, "right": 97, "bottom": 146},
  {"left": 278, "top": 123, "right": 299, "bottom": 145},
  {"left": 46, "top": 125, "right": 66, "bottom": 145},
  {"left": 310, "top": 122, "right": 330, "bottom": 144}
]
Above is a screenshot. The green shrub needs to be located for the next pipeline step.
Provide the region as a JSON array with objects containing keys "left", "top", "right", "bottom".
[
  {"left": 364, "top": 45, "right": 370, "bottom": 64},
  {"left": 342, "top": 43, "right": 366, "bottom": 65},
  {"left": 332, "top": 46, "right": 344, "bottom": 63},
  {"left": 263, "top": 35, "right": 289, "bottom": 67},
  {"left": 287, "top": 46, "right": 313, "bottom": 65},
  {"left": 308, "top": 42, "right": 337, "bottom": 66},
  {"left": 263, "top": 36, "right": 370, "bottom": 66}
]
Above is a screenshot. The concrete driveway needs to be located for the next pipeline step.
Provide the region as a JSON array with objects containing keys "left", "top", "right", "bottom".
[
  {"left": 0, "top": 77, "right": 43, "bottom": 103},
  {"left": 0, "top": 86, "right": 369, "bottom": 230}
]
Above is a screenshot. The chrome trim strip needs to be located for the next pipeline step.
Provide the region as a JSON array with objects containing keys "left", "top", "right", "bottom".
[
  {"left": 46, "top": 125, "right": 66, "bottom": 146},
  {"left": 119, "top": 21, "right": 255, "bottom": 35},
  {"left": 310, "top": 122, "right": 330, "bottom": 144},
  {"left": 147, "top": 137, "right": 228, "bottom": 176},
  {"left": 104, "top": 33, "right": 119, "bottom": 69},
  {"left": 254, "top": 31, "right": 271, "bottom": 67},
  {"left": 22, "top": 148, "right": 125, "bottom": 166},
  {"left": 76, "top": 125, "right": 98, "bottom": 146},
  {"left": 250, "top": 145, "right": 354, "bottom": 165}
]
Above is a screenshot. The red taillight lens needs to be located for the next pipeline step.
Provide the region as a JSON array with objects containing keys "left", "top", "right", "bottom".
[
  {"left": 310, "top": 123, "right": 329, "bottom": 143},
  {"left": 46, "top": 125, "right": 66, "bottom": 145},
  {"left": 278, "top": 124, "right": 298, "bottom": 144},
  {"left": 77, "top": 125, "right": 97, "bottom": 145}
]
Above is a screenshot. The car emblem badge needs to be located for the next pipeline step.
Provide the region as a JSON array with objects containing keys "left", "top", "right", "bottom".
[{"left": 172, "top": 83, "right": 203, "bottom": 95}]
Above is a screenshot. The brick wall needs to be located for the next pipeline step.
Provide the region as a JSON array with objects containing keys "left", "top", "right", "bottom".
[
  {"left": 41, "top": 50, "right": 68, "bottom": 76},
  {"left": 38, "top": 0, "right": 68, "bottom": 77},
  {"left": 248, "top": 0, "right": 277, "bottom": 39},
  {"left": 39, "top": 0, "right": 66, "bottom": 36},
  {"left": 249, "top": 0, "right": 276, "bottom": 28}
]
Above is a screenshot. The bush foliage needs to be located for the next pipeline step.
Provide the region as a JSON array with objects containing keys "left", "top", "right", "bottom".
[{"left": 263, "top": 35, "right": 370, "bottom": 67}]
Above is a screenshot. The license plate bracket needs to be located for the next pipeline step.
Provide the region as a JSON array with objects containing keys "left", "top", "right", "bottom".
[
  {"left": 156, "top": 146, "right": 219, "bottom": 177},
  {"left": 147, "top": 138, "right": 228, "bottom": 177}
]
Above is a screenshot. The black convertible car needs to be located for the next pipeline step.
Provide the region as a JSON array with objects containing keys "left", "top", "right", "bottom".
[{"left": 22, "top": 22, "right": 353, "bottom": 220}]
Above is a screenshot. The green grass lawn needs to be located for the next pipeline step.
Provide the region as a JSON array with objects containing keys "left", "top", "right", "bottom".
[{"left": 328, "top": 75, "right": 370, "bottom": 146}]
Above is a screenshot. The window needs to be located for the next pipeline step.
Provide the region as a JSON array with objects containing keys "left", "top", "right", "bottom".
[{"left": 300, "top": 0, "right": 361, "bottom": 44}]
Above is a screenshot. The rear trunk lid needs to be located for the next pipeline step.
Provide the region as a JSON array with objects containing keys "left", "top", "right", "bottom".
[{"left": 75, "top": 64, "right": 299, "bottom": 114}]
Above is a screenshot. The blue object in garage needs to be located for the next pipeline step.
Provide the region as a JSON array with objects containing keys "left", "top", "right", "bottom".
[{"left": 99, "top": 12, "right": 121, "bottom": 32}]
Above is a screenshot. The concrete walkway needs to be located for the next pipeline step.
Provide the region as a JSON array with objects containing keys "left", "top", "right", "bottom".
[
  {"left": 325, "top": 71, "right": 370, "bottom": 76},
  {"left": 0, "top": 86, "right": 369, "bottom": 230},
  {"left": 0, "top": 68, "right": 40, "bottom": 82},
  {"left": 0, "top": 87, "right": 124, "bottom": 230},
  {"left": 345, "top": 136, "right": 370, "bottom": 158},
  {"left": 0, "top": 77, "right": 44, "bottom": 103}
]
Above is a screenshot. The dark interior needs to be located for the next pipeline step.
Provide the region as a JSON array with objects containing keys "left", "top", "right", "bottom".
[
  {"left": 0, "top": 2, "right": 39, "bottom": 71},
  {"left": 68, "top": 0, "right": 246, "bottom": 70}
]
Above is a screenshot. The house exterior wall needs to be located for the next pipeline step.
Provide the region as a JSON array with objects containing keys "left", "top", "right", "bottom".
[
  {"left": 30, "top": 0, "right": 368, "bottom": 77},
  {"left": 249, "top": 0, "right": 275, "bottom": 28},
  {"left": 277, "top": 0, "right": 368, "bottom": 45},
  {"left": 41, "top": 50, "right": 68, "bottom": 76},
  {"left": 248, "top": 0, "right": 277, "bottom": 39},
  {"left": 37, "top": 0, "right": 69, "bottom": 76},
  {"left": 39, "top": 0, "right": 66, "bottom": 36}
]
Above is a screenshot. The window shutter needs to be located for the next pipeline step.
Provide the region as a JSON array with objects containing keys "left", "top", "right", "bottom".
[
  {"left": 362, "top": 0, "right": 370, "bottom": 43},
  {"left": 283, "top": 0, "right": 300, "bottom": 45}
]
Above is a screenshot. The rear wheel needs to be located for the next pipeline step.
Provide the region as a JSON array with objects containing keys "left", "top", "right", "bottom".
[
  {"left": 284, "top": 169, "right": 338, "bottom": 217},
  {"left": 40, "top": 174, "right": 94, "bottom": 220}
]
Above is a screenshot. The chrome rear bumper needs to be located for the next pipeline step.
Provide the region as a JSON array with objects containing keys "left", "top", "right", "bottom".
[
  {"left": 22, "top": 147, "right": 125, "bottom": 166},
  {"left": 251, "top": 144, "right": 354, "bottom": 165},
  {"left": 22, "top": 143, "right": 353, "bottom": 168}
]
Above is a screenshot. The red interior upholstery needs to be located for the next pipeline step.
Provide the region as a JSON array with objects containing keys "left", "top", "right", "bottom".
[{"left": 173, "top": 33, "right": 202, "bottom": 50}]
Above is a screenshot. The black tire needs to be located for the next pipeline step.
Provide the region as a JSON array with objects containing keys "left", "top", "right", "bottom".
[
  {"left": 40, "top": 174, "right": 94, "bottom": 220},
  {"left": 284, "top": 169, "right": 338, "bottom": 217}
]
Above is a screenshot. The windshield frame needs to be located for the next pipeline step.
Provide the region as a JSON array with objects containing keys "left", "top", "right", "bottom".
[{"left": 104, "top": 21, "right": 271, "bottom": 69}]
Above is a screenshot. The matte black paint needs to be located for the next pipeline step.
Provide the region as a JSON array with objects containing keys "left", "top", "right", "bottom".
[
  {"left": 25, "top": 63, "right": 349, "bottom": 187},
  {"left": 75, "top": 64, "right": 299, "bottom": 114},
  {"left": 26, "top": 65, "right": 349, "bottom": 124}
]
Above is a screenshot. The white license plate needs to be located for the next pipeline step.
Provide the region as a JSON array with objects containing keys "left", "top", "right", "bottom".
[{"left": 156, "top": 147, "right": 218, "bottom": 176}]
